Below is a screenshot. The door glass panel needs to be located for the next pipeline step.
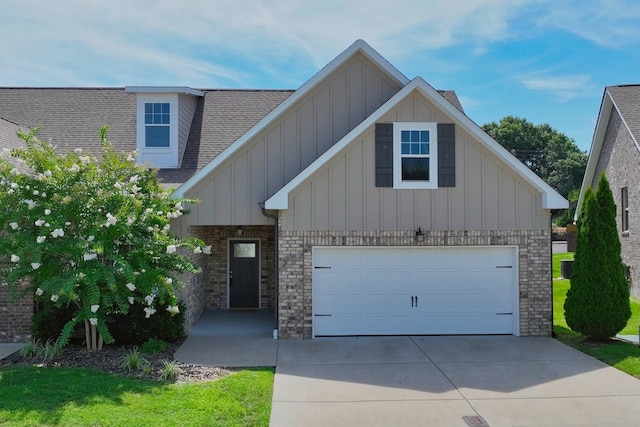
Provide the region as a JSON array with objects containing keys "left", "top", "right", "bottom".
[{"left": 234, "top": 243, "right": 256, "bottom": 258}]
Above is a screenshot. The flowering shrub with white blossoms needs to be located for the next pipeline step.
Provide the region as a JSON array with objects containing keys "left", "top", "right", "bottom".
[{"left": 0, "top": 128, "right": 211, "bottom": 351}]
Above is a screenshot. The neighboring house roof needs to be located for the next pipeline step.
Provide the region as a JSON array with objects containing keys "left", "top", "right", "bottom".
[
  {"left": 0, "top": 116, "right": 25, "bottom": 152},
  {"left": 265, "top": 77, "right": 567, "bottom": 210},
  {"left": 577, "top": 84, "right": 640, "bottom": 215}
]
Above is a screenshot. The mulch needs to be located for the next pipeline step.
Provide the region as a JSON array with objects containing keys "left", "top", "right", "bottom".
[{"left": 0, "top": 339, "right": 233, "bottom": 384}]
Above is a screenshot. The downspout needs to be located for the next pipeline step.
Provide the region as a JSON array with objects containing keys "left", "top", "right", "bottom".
[{"left": 259, "top": 202, "right": 279, "bottom": 336}]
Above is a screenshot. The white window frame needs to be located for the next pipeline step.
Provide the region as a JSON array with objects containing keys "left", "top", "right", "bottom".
[
  {"left": 135, "top": 94, "right": 179, "bottom": 168},
  {"left": 393, "top": 122, "right": 438, "bottom": 189}
]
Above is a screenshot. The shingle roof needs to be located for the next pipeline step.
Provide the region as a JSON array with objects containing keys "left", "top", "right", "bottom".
[
  {"left": 607, "top": 85, "right": 640, "bottom": 144},
  {"left": 437, "top": 90, "right": 464, "bottom": 113},
  {"left": 0, "top": 87, "right": 463, "bottom": 185}
]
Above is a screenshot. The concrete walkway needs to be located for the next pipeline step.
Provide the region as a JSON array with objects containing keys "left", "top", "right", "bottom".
[
  {"left": 0, "top": 343, "right": 24, "bottom": 361},
  {"left": 270, "top": 336, "right": 640, "bottom": 427},
  {"left": 174, "top": 309, "right": 278, "bottom": 367}
]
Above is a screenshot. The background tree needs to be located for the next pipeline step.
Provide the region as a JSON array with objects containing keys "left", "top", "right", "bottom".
[
  {"left": 0, "top": 128, "right": 210, "bottom": 351},
  {"left": 564, "top": 173, "right": 630, "bottom": 339},
  {"left": 482, "top": 116, "right": 588, "bottom": 224}
]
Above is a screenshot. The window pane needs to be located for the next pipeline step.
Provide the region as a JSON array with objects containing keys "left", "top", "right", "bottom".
[
  {"left": 145, "top": 113, "right": 153, "bottom": 124},
  {"left": 401, "top": 130, "right": 410, "bottom": 142},
  {"left": 420, "top": 131, "right": 430, "bottom": 142},
  {"left": 410, "top": 130, "right": 419, "bottom": 142},
  {"left": 421, "top": 143, "right": 429, "bottom": 154},
  {"left": 161, "top": 103, "right": 170, "bottom": 114},
  {"left": 145, "top": 126, "right": 170, "bottom": 147},
  {"left": 161, "top": 113, "right": 170, "bottom": 124},
  {"left": 401, "top": 158, "right": 429, "bottom": 181},
  {"left": 401, "top": 143, "right": 410, "bottom": 155},
  {"left": 145, "top": 103, "right": 152, "bottom": 114},
  {"left": 411, "top": 143, "right": 420, "bottom": 154},
  {"left": 234, "top": 243, "right": 255, "bottom": 258}
]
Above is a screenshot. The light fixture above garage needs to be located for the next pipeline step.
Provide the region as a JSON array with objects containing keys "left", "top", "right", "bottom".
[
  {"left": 236, "top": 226, "right": 244, "bottom": 237},
  {"left": 415, "top": 227, "right": 424, "bottom": 242}
]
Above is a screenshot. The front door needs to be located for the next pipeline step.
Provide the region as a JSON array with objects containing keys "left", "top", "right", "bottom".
[{"left": 229, "top": 240, "right": 260, "bottom": 309}]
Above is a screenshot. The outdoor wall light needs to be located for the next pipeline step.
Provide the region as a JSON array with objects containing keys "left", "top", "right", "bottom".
[
  {"left": 236, "top": 226, "right": 244, "bottom": 237},
  {"left": 415, "top": 227, "right": 425, "bottom": 242}
]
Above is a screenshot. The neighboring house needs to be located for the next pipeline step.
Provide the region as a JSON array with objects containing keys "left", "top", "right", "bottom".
[
  {"left": 578, "top": 85, "right": 640, "bottom": 299},
  {"left": 0, "top": 40, "right": 567, "bottom": 342}
]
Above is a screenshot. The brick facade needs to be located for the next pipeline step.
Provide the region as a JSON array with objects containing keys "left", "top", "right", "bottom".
[
  {"left": 0, "top": 284, "right": 33, "bottom": 343},
  {"left": 594, "top": 108, "right": 640, "bottom": 299},
  {"left": 277, "top": 229, "right": 552, "bottom": 339},
  {"left": 185, "top": 226, "right": 276, "bottom": 317}
]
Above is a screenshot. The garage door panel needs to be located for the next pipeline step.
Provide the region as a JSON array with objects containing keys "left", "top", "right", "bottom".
[{"left": 313, "top": 246, "right": 517, "bottom": 336}]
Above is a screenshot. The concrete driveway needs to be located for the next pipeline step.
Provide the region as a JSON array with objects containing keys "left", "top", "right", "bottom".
[{"left": 270, "top": 336, "right": 640, "bottom": 427}]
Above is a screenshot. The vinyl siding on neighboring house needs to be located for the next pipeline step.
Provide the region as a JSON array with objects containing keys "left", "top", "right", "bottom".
[
  {"left": 280, "top": 91, "right": 547, "bottom": 231},
  {"left": 180, "top": 52, "right": 403, "bottom": 229}
]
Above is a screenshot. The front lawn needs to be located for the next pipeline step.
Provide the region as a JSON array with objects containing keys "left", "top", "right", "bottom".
[
  {"left": 553, "top": 252, "right": 640, "bottom": 378},
  {"left": 0, "top": 367, "right": 273, "bottom": 427}
]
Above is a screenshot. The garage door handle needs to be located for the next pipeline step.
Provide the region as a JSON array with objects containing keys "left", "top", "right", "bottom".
[
  {"left": 314, "top": 266, "right": 332, "bottom": 269},
  {"left": 411, "top": 296, "right": 414, "bottom": 307},
  {"left": 314, "top": 314, "right": 332, "bottom": 317},
  {"left": 496, "top": 312, "right": 513, "bottom": 315},
  {"left": 496, "top": 265, "right": 513, "bottom": 269}
]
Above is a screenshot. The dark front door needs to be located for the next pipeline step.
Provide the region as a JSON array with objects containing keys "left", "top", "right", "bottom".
[{"left": 229, "top": 240, "right": 260, "bottom": 309}]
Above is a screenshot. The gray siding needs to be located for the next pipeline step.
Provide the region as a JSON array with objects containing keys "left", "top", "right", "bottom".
[
  {"left": 281, "top": 91, "right": 548, "bottom": 232},
  {"left": 593, "top": 108, "right": 640, "bottom": 298},
  {"left": 181, "top": 53, "right": 403, "bottom": 228},
  {"left": 178, "top": 95, "right": 198, "bottom": 167}
]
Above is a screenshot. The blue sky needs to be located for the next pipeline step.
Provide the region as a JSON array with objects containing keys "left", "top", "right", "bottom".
[{"left": 2, "top": 0, "right": 639, "bottom": 152}]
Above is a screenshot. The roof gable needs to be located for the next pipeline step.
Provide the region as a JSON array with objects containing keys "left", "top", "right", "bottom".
[
  {"left": 578, "top": 85, "right": 640, "bottom": 215},
  {"left": 265, "top": 77, "right": 567, "bottom": 210},
  {"left": 171, "top": 39, "right": 409, "bottom": 197}
]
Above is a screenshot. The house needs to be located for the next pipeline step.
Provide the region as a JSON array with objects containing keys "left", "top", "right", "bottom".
[
  {"left": 578, "top": 85, "right": 640, "bottom": 299},
  {"left": 0, "top": 40, "right": 567, "bottom": 342}
]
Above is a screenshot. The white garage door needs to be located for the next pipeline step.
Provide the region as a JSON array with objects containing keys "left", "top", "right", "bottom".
[{"left": 313, "top": 246, "right": 518, "bottom": 336}]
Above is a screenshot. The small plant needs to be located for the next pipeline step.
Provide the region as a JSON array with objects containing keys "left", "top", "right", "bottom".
[
  {"left": 117, "top": 347, "right": 150, "bottom": 371},
  {"left": 140, "top": 338, "right": 168, "bottom": 354},
  {"left": 158, "top": 360, "right": 182, "bottom": 382},
  {"left": 40, "top": 339, "right": 64, "bottom": 360},
  {"left": 19, "top": 339, "right": 41, "bottom": 358}
]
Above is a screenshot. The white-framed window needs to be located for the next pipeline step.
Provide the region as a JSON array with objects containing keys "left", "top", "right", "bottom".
[
  {"left": 134, "top": 94, "right": 179, "bottom": 168},
  {"left": 393, "top": 122, "right": 438, "bottom": 189},
  {"left": 144, "top": 102, "right": 170, "bottom": 147}
]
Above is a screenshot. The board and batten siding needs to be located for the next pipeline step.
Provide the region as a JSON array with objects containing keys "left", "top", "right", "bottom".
[
  {"left": 179, "top": 53, "right": 402, "bottom": 230},
  {"left": 280, "top": 92, "right": 548, "bottom": 232},
  {"left": 178, "top": 95, "right": 198, "bottom": 166}
]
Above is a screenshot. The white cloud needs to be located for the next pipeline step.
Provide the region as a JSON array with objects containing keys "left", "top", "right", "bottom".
[
  {"left": 534, "top": 0, "right": 640, "bottom": 48},
  {"left": 520, "top": 74, "right": 594, "bottom": 101},
  {"left": 1, "top": 0, "right": 538, "bottom": 86}
]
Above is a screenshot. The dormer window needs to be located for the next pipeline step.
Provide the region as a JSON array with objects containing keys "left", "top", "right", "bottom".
[
  {"left": 145, "top": 102, "right": 170, "bottom": 147},
  {"left": 126, "top": 86, "right": 204, "bottom": 169}
]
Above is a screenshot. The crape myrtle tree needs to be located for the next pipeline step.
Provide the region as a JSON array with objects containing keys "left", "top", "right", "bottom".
[
  {"left": 0, "top": 128, "right": 211, "bottom": 351},
  {"left": 564, "top": 173, "right": 630, "bottom": 339}
]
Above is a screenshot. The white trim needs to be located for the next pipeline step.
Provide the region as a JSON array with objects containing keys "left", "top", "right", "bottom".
[
  {"left": 172, "top": 39, "right": 409, "bottom": 198},
  {"left": 227, "top": 238, "right": 262, "bottom": 309},
  {"left": 266, "top": 77, "right": 567, "bottom": 210},
  {"left": 135, "top": 94, "right": 179, "bottom": 168},
  {"left": 393, "top": 122, "right": 438, "bottom": 189},
  {"left": 126, "top": 86, "right": 204, "bottom": 96}
]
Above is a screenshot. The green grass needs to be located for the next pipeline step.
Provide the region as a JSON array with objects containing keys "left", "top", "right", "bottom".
[
  {"left": 0, "top": 367, "right": 274, "bottom": 427},
  {"left": 553, "top": 252, "right": 640, "bottom": 378}
]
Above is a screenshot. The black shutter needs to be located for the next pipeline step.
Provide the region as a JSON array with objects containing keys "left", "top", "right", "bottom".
[
  {"left": 375, "top": 123, "right": 393, "bottom": 187},
  {"left": 438, "top": 123, "right": 455, "bottom": 187}
]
